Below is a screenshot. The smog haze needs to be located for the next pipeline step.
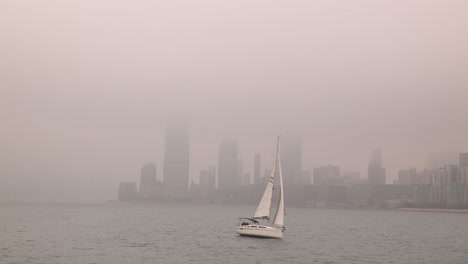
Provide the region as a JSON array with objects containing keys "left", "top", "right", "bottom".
[{"left": 1, "top": 0, "right": 467, "bottom": 202}]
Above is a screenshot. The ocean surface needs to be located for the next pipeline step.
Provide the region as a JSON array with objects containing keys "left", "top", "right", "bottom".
[{"left": 1, "top": 203, "right": 468, "bottom": 264}]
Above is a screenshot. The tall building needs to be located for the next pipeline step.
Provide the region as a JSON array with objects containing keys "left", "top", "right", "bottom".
[
  {"left": 427, "top": 151, "right": 458, "bottom": 169},
  {"left": 199, "top": 166, "right": 216, "bottom": 199},
  {"left": 313, "top": 165, "right": 341, "bottom": 185},
  {"left": 460, "top": 154, "right": 468, "bottom": 201},
  {"left": 243, "top": 173, "right": 251, "bottom": 185},
  {"left": 237, "top": 157, "right": 244, "bottom": 185},
  {"left": 432, "top": 165, "right": 459, "bottom": 204},
  {"left": 139, "top": 162, "right": 157, "bottom": 200},
  {"left": 254, "top": 154, "right": 261, "bottom": 184},
  {"left": 342, "top": 171, "right": 363, "bottom": 184},
  {"left": 208, "top": 166, "right": 216, "bottom": 190},
  {"left": 367, "top": 148, "right": 386, "bottom": 185},
  {"left": 218, "top": 141, "right": 238, "bottom": 195},
  {"left": 398, "top": 167, "right": 418, "bottom": 185},
  {"left": 460, "top": 153, "right": 468, "bottom": 168},
  {"left": 461, "top": 167, "right": 468, "bottom": 184},
  {"left": 163, "top": 123, "right": 190, "bottom": 200},
  {"left": 302, "top": 170, "right": 312, "bottom": 185},
  {"left": 281, "top": 137, "right": 302, "bottom": 185},
  {"left": 140, "top": 162, "right": 156, "bottom": 189}
]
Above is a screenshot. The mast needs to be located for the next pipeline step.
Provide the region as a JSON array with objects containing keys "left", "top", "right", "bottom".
[
  {"left": 272, "top": 137, "right": 285, "bottom": 227},
  {"left": 253, "top": 138, "right": 280, "bottom": 219}
]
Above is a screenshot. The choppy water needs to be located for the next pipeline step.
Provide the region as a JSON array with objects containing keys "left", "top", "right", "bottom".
[{"left": 1, "top": 203, "right": 468, "bottom": 264}]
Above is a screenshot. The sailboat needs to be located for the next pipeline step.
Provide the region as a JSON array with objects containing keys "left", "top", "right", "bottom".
[{"left": 236, "top": 137, "right": 285, "bottom": 239}]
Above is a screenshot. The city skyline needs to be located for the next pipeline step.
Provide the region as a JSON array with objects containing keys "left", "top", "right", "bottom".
[
  {"left": 1, "top": 0, "right": 468, "bottom": 203},
  {"left": 2, "top": 1, "right": 468, "bottom": 264}
]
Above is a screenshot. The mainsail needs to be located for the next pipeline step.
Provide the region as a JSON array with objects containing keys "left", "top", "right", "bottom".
[
  {"left": 253, "top": 137, "right": 283, "bottom": 221},
  {"left": 236, "top": 137, "right": 286, "bottom": 239},
  {"left": 272, "top": 152, "right": 284, "bottom": 226},
  {"left": 253, "top": 160, "right": 276, "bottom": 219}
]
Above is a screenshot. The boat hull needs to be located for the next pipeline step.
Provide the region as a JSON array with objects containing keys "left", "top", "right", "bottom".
[{"left": 236, "top": 225, "right": 283, "bottom": 239}]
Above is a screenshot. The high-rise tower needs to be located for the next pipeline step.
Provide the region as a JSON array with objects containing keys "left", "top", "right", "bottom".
[
  {"left": 140, "top": 162, "right": 156, "bottom": 188},
  {"left": 218, "top": 141, "right": 238, "bottom": 195},
  {"left": 280, "top": 137, "right": 302, "bottom": 185},
  {"left": 460, "top": 153, "right": 468, "bottom": 168},
  {"left": 163, "top": 123, "right": 190, "bottom": 199},
  {"left": 367, "top": 148, "right": 386, "bottom": 185},
  {"left": 139, "top": 162, "right": 157, "bottom": 199},
  {"left": 254, "top": 154, "right": 261, "bottom": 184}
]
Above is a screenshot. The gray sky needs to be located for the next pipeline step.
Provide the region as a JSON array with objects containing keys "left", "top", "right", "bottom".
[{"left": 1, "top": 0, "right": 467, "bottom": 202}]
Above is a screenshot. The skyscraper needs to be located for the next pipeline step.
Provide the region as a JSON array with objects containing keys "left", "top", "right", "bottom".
[
  {"left": 163, "top": 123, "right": 190, "bottom": 199},
  {"left": 199, "top": 166, "right": 216, "bottom": 199},
  {"left": 139, "top": 162, "right": 157, "bottom": 200},
  {"left": 313, "top": 165, "right": 341, "bottom": 185},
  {"left": 302, "top": 170, "right": 312, "bottom": 185},
  {"left": 281, "top": 137, "right": 302, "bottom": 185},
  {"left": 367, "top": 148, "right": 386, "bottom": 185},
  {"left": 342, "top": 171, "right": 362, "bottom": 184},
  {"left": 432, "top": 165, "right": 460, "bottom": 204},
  {"left": 398, "top": 167, "right": 418, "bottom": 185},
  {"left": 218, "top": 141, "right": 238, "bottom": 195},
  {"left": 460, "top": 153, "right": 468, "bottom": 168},
  {"left": 237, "top": 157, "right": 244, "bottom": 185},
  {"left": 460, "top": 154, "right": 468, "bottom": 195},
  {"left": 254, "top": 154, "right": 261, "bottom": 184},
  {"left": 140, "top": 162, "right": 156, "bottom": 189},
  {"left": 243, "top": 173, "right": 251, "bottom": 185},
  {"left": 208, "top": 166, "right": 216, "bottom": 190}
]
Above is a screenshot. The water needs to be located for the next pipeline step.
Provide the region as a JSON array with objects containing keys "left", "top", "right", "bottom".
[{"left": 1, "top": 203, "right": 467, "bottom": 264}]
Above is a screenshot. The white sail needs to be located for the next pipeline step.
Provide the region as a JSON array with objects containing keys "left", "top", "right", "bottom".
[
  {"left": 236, "top": 137, "right": 286, "bottom": 239},
  {"left": 253, "top": 163, "right": 275, "bottom": 219},
  {"left": 272, "top": 154, "right": 284, "bottom": 227}
]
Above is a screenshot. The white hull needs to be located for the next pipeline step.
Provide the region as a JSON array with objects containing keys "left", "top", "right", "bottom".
[{"left": 236, "top": 225, "right": 283, "bottom": 239}]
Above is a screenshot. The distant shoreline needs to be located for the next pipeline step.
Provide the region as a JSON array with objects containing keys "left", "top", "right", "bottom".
[
  {"left": 2, "top": 202, "right": 468, "bottom": 214},
  {"left": 397, "top": 208, "right": 468, "bottom": 213}
]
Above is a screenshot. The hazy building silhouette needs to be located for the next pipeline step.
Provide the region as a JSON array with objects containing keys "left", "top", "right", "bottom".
[
  {"left": 460, "top": 153, "right": 468, "bottom": 168},
  {"left": 140, "top": 162, "right": 156, "bottom": 188},
  {"left": 460, "top": 154, "right": 468, "bottom": 192},
  {"left": 237, "top": 157, "right": 244, "bottom": 185},
  {"left": 118, "top": 182, "right": 137, "bottom": 202},
  {"left": 313, "top": 165, "right": 341, "bottom": 185},
  {"left": 163, "top": 123, "right": 190, "bottom": 201},
  {"left": 429, "top": 165, "right": 460, "bottom": 204},
  {"left": 427, "top": 151, "right": 458, "bottom": 169},
  {"left": 342, "top": 171, "right": 363, "bottom": 184},
  {"left": 302, "top": 170, "right": 312, "bottom": 185},
  {"left": 199, "top": 166, "right": 216, "bottom": 200},
  {"left": 139, "top": 162, "right": 157, "bottom": 200},
  {"left": 398, "top": 167, "right": 418, "bottom": 185},
  {"left": 367, "top": 149, "right": 386, "bottom": 185},
  {"left": 208, "top": 166, "right": 216, "bottom": 190},
  {"left": 281, "top": 137, "right": 302, "bottom": 185},
  {"left": 461, "top": 167, "right": 468, "bottom": 184},
  {"left": 254, "top": 154, "right": 261, "bottom": 184},
  {"left": 218, "top": 141, "right": 238, "bottom": 196},
  {"left": 243, "top": 173, "right": 251, "bottom": 185}
]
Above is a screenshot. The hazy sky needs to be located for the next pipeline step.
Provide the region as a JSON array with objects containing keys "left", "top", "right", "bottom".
[{"left": 1, "top": 0, "right": 467, "bottom": 202}]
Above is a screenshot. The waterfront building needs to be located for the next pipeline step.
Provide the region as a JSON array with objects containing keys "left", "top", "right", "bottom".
[
  {"left": 367, "top": 149, "right": 386, "bottom": 185},
  {"left": 254, "top": 154, "right": 261, "bottom": 184},
  {"left": 162, "top": 123, "right": 190, "bottom": 201},
  {"left": 313, "top": 165, "right": 341, "bottom": 185},
  {"left": 281, "top": 137, "right": 302, "bottom": 185},
  {"left": 218, "top": 140, "right": 238, "bottom": 196},
  {"left": 139, "top": 162, "right": 157, "bottom": 200}
]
